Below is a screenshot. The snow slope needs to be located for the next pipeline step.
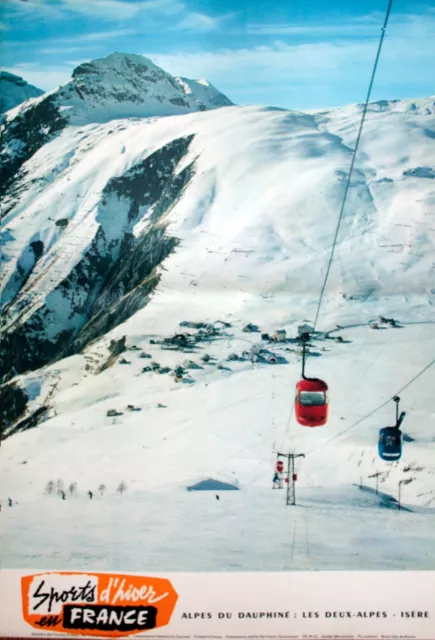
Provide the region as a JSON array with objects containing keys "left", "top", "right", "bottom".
[
  {"left": 2, "top": 485, "right": 434, "bottom": 572},
  {"left": 0, "top": 52, "right": 233, "bottom": 210},
  {"left": 2, "top": 100, "right": 434, "bottom": 359},
  {"left": 1, "top": 93, "right": 435, "bottom": 571},
  {"left": 0, "top": 71, "right": 44, "bottom": 114}
]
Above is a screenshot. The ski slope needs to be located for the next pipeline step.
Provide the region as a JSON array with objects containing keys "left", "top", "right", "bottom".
[
  {"left": 1, "top": 322, "right": 434, "bottom": 570},
  {"left": 1, "top": 94, "right": 435, "bottom": 571},
  {"left": 2, "top": 485, "right": 435, "bottom": 572}
]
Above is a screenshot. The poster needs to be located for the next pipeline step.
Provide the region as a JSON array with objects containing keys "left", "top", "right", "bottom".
[{"left": 0, "top": 0, "right": 434, "bottom": 638}]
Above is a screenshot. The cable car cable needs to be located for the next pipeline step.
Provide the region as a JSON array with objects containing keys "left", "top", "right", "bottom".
[
  {"left": 288, "top": 1, "right": 393, "bottom": 436},
  {"left": 276, "top": 0, "right": 393, "bottom": 451},
  {"left": 312, "top": 0, "right": 393, "bottom": 333},
  {"left": 305, "top": 355, "right": 435, "bottom": 456}
]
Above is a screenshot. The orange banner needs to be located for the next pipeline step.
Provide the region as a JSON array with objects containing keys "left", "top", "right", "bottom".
[{"left": 21, "top": 572, "right": 178, "bottom": 637}]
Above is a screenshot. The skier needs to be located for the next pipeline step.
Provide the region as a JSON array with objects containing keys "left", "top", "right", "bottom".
[{"left": 88, "top": 491, "right": 93, "bottom": 500}]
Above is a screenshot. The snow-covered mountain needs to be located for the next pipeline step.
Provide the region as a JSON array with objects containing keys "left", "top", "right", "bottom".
[
  {"left": 62, "top": 52, "right": 233, "bottom": 121},
  {"left": 0, "top": 52, "right": 233, "bottom": 201},
  {"left": 2, "top": 94, "right": 434, "bottom": 380},
  {"left": 0, "top": 71, "right": 44, "bottom": 114},
  {"left": 1, "top": 74, "right": 434, "bottom": 571}
]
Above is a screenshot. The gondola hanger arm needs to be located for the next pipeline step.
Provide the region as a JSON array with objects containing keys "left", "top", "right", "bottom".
[
  {"left": 393, "top": 395, "right": 400, "bottom": 422},
  {"left": 396, "top": 411, "right": 406, "bottom": 429},
  {"left": 299, "top": 332, "right": 311, "bottom": 380}
]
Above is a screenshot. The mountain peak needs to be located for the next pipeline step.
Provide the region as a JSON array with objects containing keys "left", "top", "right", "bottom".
[
  {"left": 71, "top": 52, "right": 161, "bottom": 79},
  {"left": 0, "top": 52, "right": 234, "bottom": 203},
  {"left": 63, "top": 52, "right": 233, "bottom": 122}
]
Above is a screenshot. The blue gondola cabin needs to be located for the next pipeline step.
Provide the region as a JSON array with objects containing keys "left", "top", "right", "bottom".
[
  {"left": 378, "top": 427, "right": 402, "bottom": 461},
  {"left": 295, "top": 378, "right": 329, "bottom": 427}
]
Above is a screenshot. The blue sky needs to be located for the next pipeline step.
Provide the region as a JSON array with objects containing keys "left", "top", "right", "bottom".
[{"left": 1, "top": 0, "right": 434, "bottom": 109}]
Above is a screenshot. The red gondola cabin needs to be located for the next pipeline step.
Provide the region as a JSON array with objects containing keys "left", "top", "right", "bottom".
[{"left": 295, "top": 378, "right": 329, "bottom": 427}]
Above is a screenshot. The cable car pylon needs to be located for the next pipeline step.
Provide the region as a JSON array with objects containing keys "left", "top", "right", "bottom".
[{"left": 276, "top": 452, "right": 305, "bottom": 505}]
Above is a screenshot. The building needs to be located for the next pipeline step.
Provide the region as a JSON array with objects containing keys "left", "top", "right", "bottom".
[{"left": 273, "top": 329, "right": 287, "bottom": 342}]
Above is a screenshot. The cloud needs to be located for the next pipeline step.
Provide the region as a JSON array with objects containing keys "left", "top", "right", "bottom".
[
  {"left": 59, "top": 0, "right": 183, "bottom": 20},
  {"left": 246, "top": 23, "right": 379, "bottom": 37},
  {"left": 7, "top": 29, "right": 139, "bottom": 56},
  {"left": 175, "top": 10, "right": 236, "bottom": 32},
  {"left": 0, "top": 0, "right": 64, "bottom": 23},
  {"left": 4, "top": 0, "right": 49, "bottom": 7},
  {"left": 40, "top": 45, "right": 101, "bottom": 54},
  {"left": 3, "top": 0, "right": 230, "bottom": 30},
  {"left": 145, "top": 42, "right": 347, "bottom": 83},
  {"left": 246, "top": 12, "right": 385, "bottom": 37},
  {"left": 3, "top": 0, "right": 65, "bottom": 19},
  {"left": 74, "top": 28, "right": 137, "bottom": 41},
  {"left": 144, "top": 12, "right": 435, "bottom": 106},
  {"left": 246, "top": 11, "right": 431, "bottom": 39},
  {"left": 176, "top": 12, "right": 220, "bottom": 31},
  {"left": 3, "top": 0, "right": 185, "bottom": 22},
  {"left": 14, "top": 62, "right": 44, "bottom": 69}
]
